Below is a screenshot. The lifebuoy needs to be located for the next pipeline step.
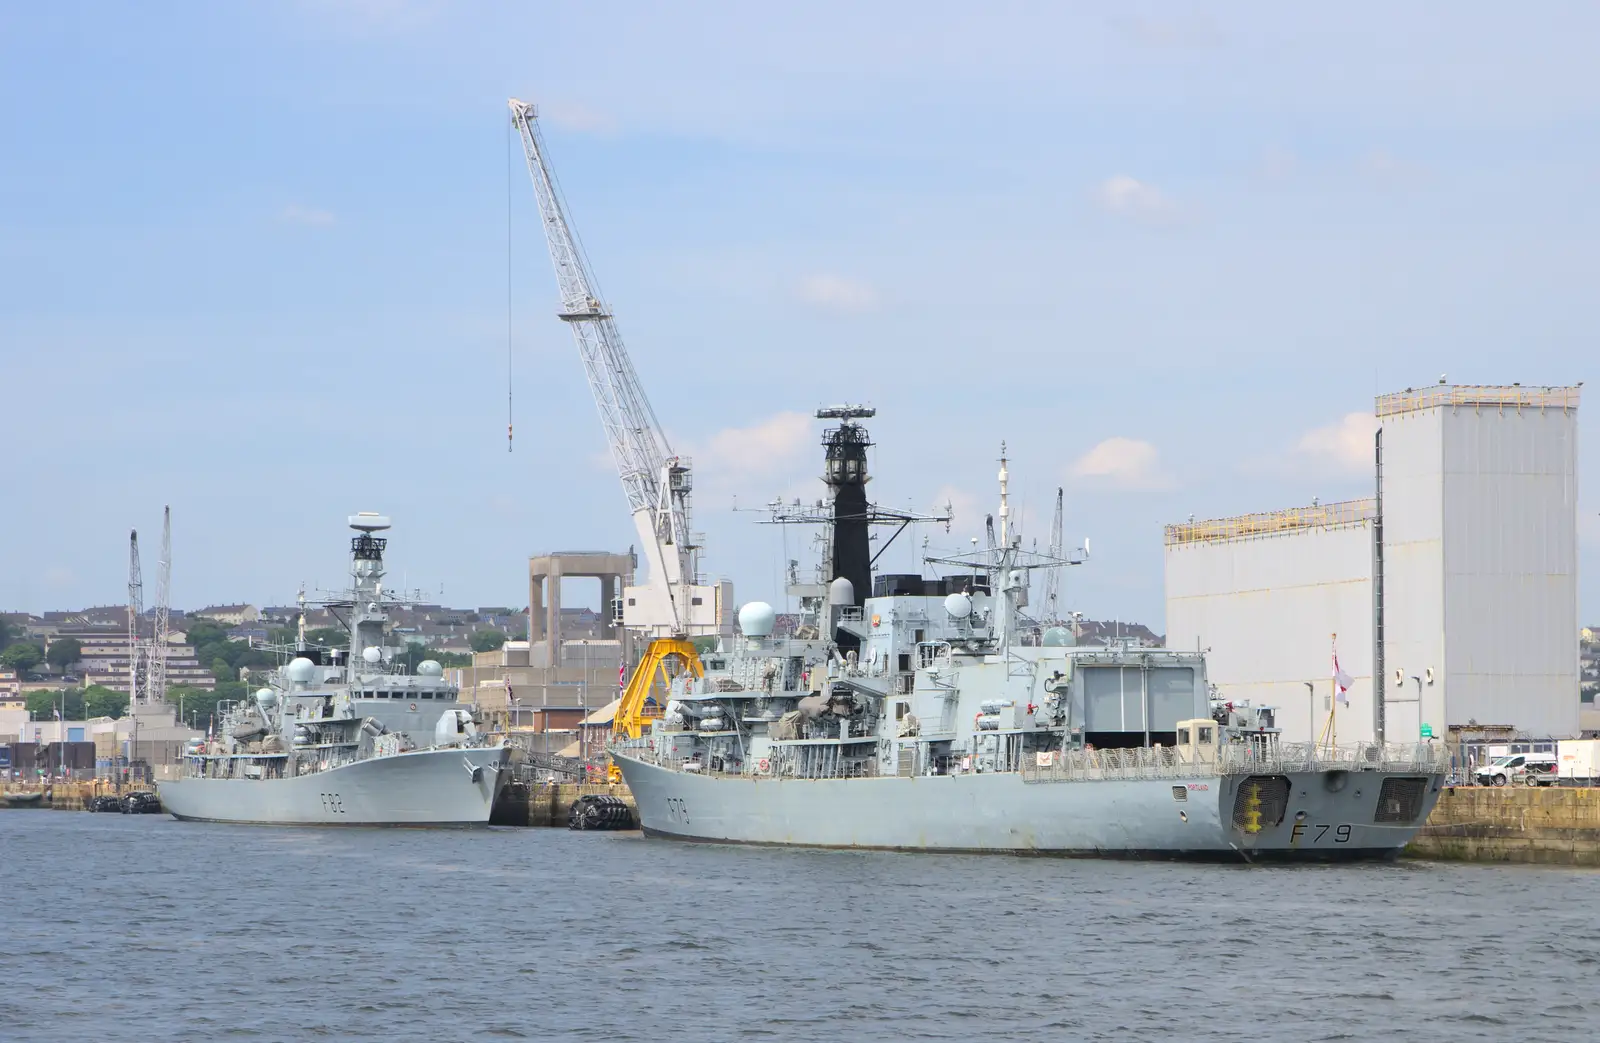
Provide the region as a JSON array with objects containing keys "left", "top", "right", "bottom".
[{"left": 757, "top": 758, "right": 771, "bottom": 773}]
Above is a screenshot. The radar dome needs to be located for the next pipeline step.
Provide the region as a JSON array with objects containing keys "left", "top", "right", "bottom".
[
  {"left": 828, "top": 577, "right": 855, "bottom": 606},
  {"left": 362, "top": 646, "right": 383, "bottom": 665},
  {"left": 254, "top": 688, "right": 279, "bottom": 712},
  {"left": 1042, "top": 626, "right": 1075, "bottom": 647},
  {"left": 738, "top": 601, "right": 776, "bottom": 638},
  {"left": 286, "top": 657, "right": 316, "bottom": 684},
  {"left": 943, "top": 592, "right": 973, "bottom": 619},
  {"left": 416, "top": 659, "right": 443, "bottom": 677}
]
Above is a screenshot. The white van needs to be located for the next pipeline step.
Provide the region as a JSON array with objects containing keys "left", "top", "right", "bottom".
[{"left": 1476, "top": 753, "right": 1559, "bottom": 787}]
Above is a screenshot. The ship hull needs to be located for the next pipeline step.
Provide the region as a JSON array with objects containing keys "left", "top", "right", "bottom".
[
  {"left": 158, "top": 746, "right": 511, "bottom": 827},
  {"left": 614, "top": 751, "right": 1443, "bottom": 862}
]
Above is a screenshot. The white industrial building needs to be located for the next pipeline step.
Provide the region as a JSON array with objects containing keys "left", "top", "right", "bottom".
[{"left": 1167, "top": 383, "right": 1580, "bottom": 745}]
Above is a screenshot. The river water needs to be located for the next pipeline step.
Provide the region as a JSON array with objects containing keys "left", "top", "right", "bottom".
[{"left": 3, "top": 811, "right": 1594, "bottom": 1042}]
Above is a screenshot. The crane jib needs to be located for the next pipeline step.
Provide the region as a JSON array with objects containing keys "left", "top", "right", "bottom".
[{"left": 508, "top": 97, "right": 729, "bottom": 639}]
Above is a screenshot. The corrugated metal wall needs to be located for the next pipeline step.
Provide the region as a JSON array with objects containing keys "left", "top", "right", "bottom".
[
  {"left": 1165, "top": 524, "right": 1376, "bottom": 744},
  {"left": 1439, "top": 404, "right": 1579, "bottom": 737},
  {"left": 1377, "top": 408, "right": 1446, "bottom": 738}
]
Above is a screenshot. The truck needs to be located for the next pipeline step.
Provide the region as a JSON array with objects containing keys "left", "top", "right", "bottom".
[{"left": 1556, "top": 739, "right": 1600, "bottom": 786}]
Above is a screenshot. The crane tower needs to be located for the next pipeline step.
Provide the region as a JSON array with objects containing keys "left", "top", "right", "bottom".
[
  {"left": 150, "top": 505, "right": 171, "bottom": 708},
  {"left": 509, "top": 98, "right": 729, "bottom": 640},
  {"left": 127, "top": 530, "right": 145, "bottom": 707}
]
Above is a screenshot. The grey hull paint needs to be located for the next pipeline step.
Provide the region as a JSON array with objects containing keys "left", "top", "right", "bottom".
[
  {"left": 615, "top": 751, "right": 1442, "bottom": 861},
  {"left": 158, "top": 746, "right": 511, "bottom": 827}
]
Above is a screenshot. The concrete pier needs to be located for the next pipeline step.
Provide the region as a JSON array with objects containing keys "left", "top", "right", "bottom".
[
  {"left": 1406, "top": 786, "right": 1600, "bottom": 866},
  {"left": 490, "top": 781, "right": 638, "bottom": 828}
]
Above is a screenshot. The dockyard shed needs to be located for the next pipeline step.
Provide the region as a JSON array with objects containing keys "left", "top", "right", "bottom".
[
  {"left": 1165, "top": 501, "right": 1377, "bottom": 746},
  {"left": 1166, "top": 384, "right": 1581, "bottom": 744}
]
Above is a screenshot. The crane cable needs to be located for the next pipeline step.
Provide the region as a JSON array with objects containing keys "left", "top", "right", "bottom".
[{"left": 506, "top": 117, "right": 514, "bottom": 452}]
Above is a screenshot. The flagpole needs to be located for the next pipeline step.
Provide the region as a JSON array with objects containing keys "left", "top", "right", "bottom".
[{"left": 1330, "top": 633, "right": 1337, "bottom": 753}]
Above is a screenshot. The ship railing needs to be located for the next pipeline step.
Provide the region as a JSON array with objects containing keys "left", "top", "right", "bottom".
[
  {"left": 1021, "top": 741, "right": 1450, "bottom": 784},
  {"left": 612, "top": 738, "right": 881, "bottom": 780}
]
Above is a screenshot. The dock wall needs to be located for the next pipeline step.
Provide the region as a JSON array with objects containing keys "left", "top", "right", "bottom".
[
  {"left": 1406, "top": 786, "right": 1600, "bottom": 866},
  {"left": 491, "top": 782, "right": 637, "bottom": 827}
]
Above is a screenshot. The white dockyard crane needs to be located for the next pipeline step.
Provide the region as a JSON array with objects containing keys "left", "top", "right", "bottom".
[{"left": 509, "top": 99, "right": 723, "bottom": 738}]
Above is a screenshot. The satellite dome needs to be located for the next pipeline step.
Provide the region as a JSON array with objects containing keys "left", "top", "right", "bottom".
[
  {"left": 286, "top": 657, "right": 316, "bottom": 684},
  {"left": 416, "top": 659, "right": 443, "bottom": 677},
  {"left": 1042, "top": 626, "right": 1075, "bottom": 647},
  {"left": 362, "top": 646, "right": 383, "bottom": 665},
  {"left": 943, "top": 592, "right": 973, "bottom": 619},
  {"left": 828, "top": 577, "right": 855, "bottom": 606},
  {"left": 738, "top": 601, "right": 776, "bottom": 638},
  {"left": 254, "top": 688, "right": 279, "bottom": 712}
]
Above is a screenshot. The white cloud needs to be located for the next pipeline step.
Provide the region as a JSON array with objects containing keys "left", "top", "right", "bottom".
[
  {"left": 278, "top": 203, "right": 336, "bottom": 227},
  {"left": 1359, "top": 149, "right": 1428, "bottom": 186},
  {"left": 1094, "top": 175, "right": 1178, "bottom": 223},
  {"left": 1296, "top": 413, "right": 1376, "bottom": 474},
  {"left": 697, "top": 411, "right": 815, "bottom": 480},
  {"left": 1070, "top": 437, "right": 1172, "bottom": 490},
  {"left": 796, "top": 273, "right": 879, "bottom": 314}
]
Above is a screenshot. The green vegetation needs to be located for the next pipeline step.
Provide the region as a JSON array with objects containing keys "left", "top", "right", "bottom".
[
  {"left": 305, "top": 626, "right": 349, "bottom": 650},
  {"left": 1, "top": 642, "right": 44, "bottom": 673},
  {"left": 46, "top": 637, "right": 83, "bottom": 671},
  {"left": 470, "top": 629, "right": 507, "bottom": 653},
  {"left": 25, "top": 684, "right": 127, "bottom": 720},
  {"left": 396, "top": 644, "right": 473, "bottom": 672}
]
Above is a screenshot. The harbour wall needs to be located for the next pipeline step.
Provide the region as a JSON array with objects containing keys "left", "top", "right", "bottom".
[
  {"left": 1406, "top": 786, "right": 1600, "bottom": 867},
  {"left": 491, "top": 781, "right": 638, "bottom": 827}
]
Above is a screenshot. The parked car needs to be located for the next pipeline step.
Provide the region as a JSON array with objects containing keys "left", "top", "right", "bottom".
[{"left": 1476, "top": 753, "right": 1559, "bottom": 787}]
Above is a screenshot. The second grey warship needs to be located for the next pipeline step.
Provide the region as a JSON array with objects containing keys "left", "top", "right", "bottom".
[
  {"left": 611, "top": 413, "right": 1447, "bottom": 861},
  {"left": 158, "top": 514, "right": 511, "bottom": 826}
]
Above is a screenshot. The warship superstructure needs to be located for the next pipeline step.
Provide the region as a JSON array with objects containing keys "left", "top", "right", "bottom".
[
  {"left": 612, "top": 415, "right": 1448, "bottom": 861},
  {"left": 159, "top": 514, "right": 510, "bottom": 826}
]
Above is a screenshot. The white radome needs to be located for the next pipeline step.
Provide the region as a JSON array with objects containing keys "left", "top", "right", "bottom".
[
  {"left": 943, "top": 592, "right": 973, "bottom": 619},
  {"left": 738, "top": 601, "right": 777, "bottom": 638}
]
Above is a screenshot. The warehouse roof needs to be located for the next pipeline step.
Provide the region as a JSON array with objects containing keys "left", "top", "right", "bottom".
[
  {"left": 1375, "top": 383, "right": 1580, "bottom": 419},
  {"left": 1165, "top": 498, "right": 1376, "bottom": 547}
]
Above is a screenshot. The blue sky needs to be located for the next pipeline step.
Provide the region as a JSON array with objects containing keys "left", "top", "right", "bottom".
[{"left": 2, "top": 1, "right": 1595, "bottom": 626}]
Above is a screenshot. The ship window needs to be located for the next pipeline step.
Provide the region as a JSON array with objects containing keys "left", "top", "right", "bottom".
[
  {"left": 1177, "top": 727, "right": 1190, "bottom": 745},
  {"left": 691, "top": 597, "right": 703, "bottom": 606},
  {"left": 1198, "top": 727, "right": 1213, "bottom": 744},
  {"left": 895, "top": 702, "right": 908, "bottom": 720},
  {"left": 898, "top": 653, "right": 911, "bottom": 672}
]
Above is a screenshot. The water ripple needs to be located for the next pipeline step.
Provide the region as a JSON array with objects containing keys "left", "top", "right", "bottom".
[{"left": 2, "top": 812, "right": 1596, "bottom": 1042}]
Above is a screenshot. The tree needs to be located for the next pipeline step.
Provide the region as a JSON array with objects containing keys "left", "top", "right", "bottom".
[
  {"left": 1, "top": 643, "right": 44, "bottom": 674},
  {"left": 305, "top": 627, "right": 349, "bottom": 650},
  {"left": 84, "top": 684, "right": 128, "bottom": 720},
  {"left": 0, "top": 618, "right": 14, "bottom": 650},
  {"left": 46, "top": 637, "right": 83, "bottom": 672},
  {"left": 26, "top": 687, "right": 87, "bottom": 720},
  {"left": 470, "top": 629, "right": 508, "bottom": 653},
  {"left": 212, "top": 657, "right": 237, "bottom": 683}
]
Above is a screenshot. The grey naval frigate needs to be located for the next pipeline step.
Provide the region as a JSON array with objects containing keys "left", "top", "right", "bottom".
[
  {"left": 611, "top": 409, "right": 1447, "bottom": 861},
  {"left": 158, "top": 514, "right": 511, "bottom": 826}
]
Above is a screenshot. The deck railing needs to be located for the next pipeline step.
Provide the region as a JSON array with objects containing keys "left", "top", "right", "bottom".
[{"left": 614, "top": 738, "right": 1449, "bottom": 783}]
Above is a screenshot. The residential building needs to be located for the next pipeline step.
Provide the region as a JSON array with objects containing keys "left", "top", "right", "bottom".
[{"left": 195, "top": 604, "right": 259, "bottom": 626}]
